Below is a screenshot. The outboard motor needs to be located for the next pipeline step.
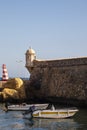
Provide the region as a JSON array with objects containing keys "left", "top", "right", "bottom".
[{"left": 23, "top": 106, "right": 35, "bottom": 119}]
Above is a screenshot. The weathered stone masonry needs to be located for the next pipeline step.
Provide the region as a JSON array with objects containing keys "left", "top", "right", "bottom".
[{"left": 25, "top": 48, "right": 87, "bottom": 106}]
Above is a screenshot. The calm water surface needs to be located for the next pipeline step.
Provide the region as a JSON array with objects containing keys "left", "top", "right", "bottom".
[{"left": 0, "top": 105, "right": 87, "bottom": 130}]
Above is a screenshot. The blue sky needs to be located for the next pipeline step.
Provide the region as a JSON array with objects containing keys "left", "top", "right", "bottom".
[{"left": 0, "top": 0, "right": 87, "bottom": 78}]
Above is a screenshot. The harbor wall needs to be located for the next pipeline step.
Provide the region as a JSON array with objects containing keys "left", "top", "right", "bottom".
[{"left": 26, "top": 57, "right": 87, "bottom": 106}]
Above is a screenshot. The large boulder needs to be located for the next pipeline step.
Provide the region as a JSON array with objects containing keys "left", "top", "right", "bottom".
[{"left": 0, "top": 78, "right": 26, "bottom": 100}]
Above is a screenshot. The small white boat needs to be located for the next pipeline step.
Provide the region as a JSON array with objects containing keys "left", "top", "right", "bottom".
[
  {"left": 24, "top": 105, "right": 79, "bottom": 119},
  {"left": 7, "top": 103, "right": 48, "bottom": 111}
]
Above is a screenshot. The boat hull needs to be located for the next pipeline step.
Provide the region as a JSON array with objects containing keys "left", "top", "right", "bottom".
[
  {"left": 32, "top": 109, "right": 78, "bottom": 119},
  {"left": 7, "top": 104, "right": 48, "bottom": 111}
]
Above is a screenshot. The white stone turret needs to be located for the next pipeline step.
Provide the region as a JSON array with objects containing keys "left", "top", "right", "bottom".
[{"left": 25, "top": 47, "right": 36, "bottom": 68}]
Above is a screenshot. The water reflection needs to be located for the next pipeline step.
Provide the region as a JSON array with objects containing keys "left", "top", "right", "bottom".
[
  {"left": 0, "top": 110, "right": 24, "bottom": 130},
  {"left": 0, "top": 108, "right": 87, "bottom": 130},
  {"left": 24, "top": 118, "right": 80, "bottom": 130},
  {"left": 74, "top": 108, "right": 87, "bottom": 130}
]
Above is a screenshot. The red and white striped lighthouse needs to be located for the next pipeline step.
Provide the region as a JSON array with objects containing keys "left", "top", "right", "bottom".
[{"left": 2, "top": 64, "right": 8, "bottom": 81}]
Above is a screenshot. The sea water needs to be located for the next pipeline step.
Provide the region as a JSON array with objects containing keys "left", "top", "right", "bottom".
[{"left": 0, "top": 105, "right": 87, "bottom": 130}]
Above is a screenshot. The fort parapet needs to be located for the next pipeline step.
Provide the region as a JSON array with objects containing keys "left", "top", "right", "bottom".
[{"left": 34, "top": 57, "right": 87, "bottom": 67}]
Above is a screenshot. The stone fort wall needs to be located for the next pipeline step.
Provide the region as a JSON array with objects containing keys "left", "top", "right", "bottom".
[{"left": 26, "top": 57, "right": 87, "bottom": 107}]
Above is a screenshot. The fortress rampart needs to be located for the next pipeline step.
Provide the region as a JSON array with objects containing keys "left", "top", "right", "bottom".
[{"left": 25, "top": 48, "right": 87, "bottom": 107}]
